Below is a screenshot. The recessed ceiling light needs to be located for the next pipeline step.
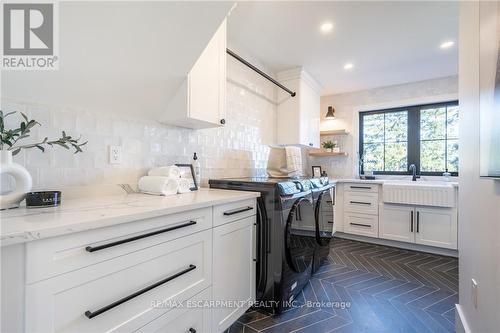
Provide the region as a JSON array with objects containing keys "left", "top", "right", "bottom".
[
  {"left": 344, "top": 63, "right": 354, "bottom": 70},
  {"left": 440, "top": 41, "right": 455, "bottom": 49},
  {"left": 320, "top": 22, "right": 333, "bottom": 33}
]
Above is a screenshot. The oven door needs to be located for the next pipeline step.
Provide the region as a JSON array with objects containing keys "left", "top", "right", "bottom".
[{"left": 284, "top": 197, "right": 315, "bottom": 273}]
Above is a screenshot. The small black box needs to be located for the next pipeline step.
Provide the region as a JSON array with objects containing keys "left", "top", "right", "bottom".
[{"left": 26, "top": 191, "right": 61, "bottom": 208}]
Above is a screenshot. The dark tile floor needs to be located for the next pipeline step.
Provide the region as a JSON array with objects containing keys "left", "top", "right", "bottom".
[{"left": 228, "top": 237, "right": 458, "bottom": 333}]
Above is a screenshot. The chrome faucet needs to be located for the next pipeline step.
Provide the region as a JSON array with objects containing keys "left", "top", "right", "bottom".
[{"left": 409, "top": 164, "right": 417, "bottom": 181}]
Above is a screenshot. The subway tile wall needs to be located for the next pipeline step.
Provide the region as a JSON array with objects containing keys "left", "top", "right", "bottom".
[{"left": 1, "top": 56, "right": 278, "bottom": 190}]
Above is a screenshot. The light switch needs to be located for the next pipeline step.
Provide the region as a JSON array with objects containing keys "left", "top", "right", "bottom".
[{"left": 471, "top": 278, "right": 478, "bottom": 309}]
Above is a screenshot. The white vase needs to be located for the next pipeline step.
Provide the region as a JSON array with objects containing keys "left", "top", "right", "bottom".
[{"left": 0, "top": 150, "right": 32, "bottom": 209}]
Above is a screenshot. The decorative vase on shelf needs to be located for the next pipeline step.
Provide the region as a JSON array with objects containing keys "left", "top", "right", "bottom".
[
  {"left": 326, "top": 148, "right": 333, "bottom": 153},
  {"left": 0, "top": 150, "right": 32, "bottom": 209},
  {"left": 333, "top": 147, "right": 340, "bottom": 153}
]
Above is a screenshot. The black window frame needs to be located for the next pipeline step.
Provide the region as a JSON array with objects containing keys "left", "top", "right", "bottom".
[{"left": 359, "top": 100, "right": 459, "bottom": 177}]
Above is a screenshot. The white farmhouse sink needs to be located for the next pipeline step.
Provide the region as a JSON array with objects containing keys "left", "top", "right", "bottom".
[{"left": 382, "top": 181, "right": 456, "bottom": 207}]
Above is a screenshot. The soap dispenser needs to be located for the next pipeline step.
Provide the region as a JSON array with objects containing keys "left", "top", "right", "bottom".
[{"left": 193, "top": 152, "right": 201, "bottom": 186}]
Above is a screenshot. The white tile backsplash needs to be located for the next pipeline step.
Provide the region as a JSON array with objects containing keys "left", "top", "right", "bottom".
[{"left": 1, "top": 56, "right": 278, "bottom": 190}]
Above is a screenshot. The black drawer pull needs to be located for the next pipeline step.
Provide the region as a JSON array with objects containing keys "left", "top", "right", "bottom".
[
  {"left": 416, "top": 211, "right": 420, "bottom": 233},
  {"left": 86, "top": 221, "right": 197, "bottom": 252},
  {"left": 85, "top": 264, "right": 196, "bottom": 319},
  {"left": 350, "top": 222, "right": 371, "bottom": 228},
  {"left": 410, "top": 211, "right": 414, "bottom": 232},
  {"left": 350, "top": 186, "right": 371, "bottom": 190},
  {"left": 326, "top": 200, "right": 333, "bottom": 204},
  {"left": 223, "top": 206, "right": 254, "bottom": 216},
  {"left": 327, "top": 221, "right": 334, "bottom": 224},
  {"left": 349, "top": 201, "right": 371, "bottom": 205},
  {"left": 189, "top": 328, "right": 196, "bottom": 333}
]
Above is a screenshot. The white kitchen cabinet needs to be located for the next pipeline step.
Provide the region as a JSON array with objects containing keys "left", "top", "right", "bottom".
[
  {"left": 162, "top": 19, "right": 226, "bottom": 129},
  {"left": 380, "top": 204, "right": 415, "bottom": 243},
  {"left": 212, "top": 216, "right": 256, "bottom": 333},
  {"left": 276, "top": 68, "right": 321, "bottom": 148},
  {"left": 379, "top": 204, "right": 457, "bottom": 250},
  {"left": 415, "top": 207, "right": 457, "bottom": 249}
]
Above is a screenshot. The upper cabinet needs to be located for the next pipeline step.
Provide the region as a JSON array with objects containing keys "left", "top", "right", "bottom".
[
  {"left": 161, "top": 20, "right": 227, "bottom": 129},
  {"left": 276, "top": 68, "right": 322, "bottom": 148}
]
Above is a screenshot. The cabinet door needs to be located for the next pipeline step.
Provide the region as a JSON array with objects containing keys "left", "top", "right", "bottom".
[
  {"left": 212, "top": 216, "right": 256, "bottom": 333},
  {"left": 380, "top": 204, "right": 415, "bottom": 243},
  {"left": 189, "top": 20, "right": 226, "bottom": 126},
  {"left": 415, "top": 207, "right": 457, "bottom": 249}
]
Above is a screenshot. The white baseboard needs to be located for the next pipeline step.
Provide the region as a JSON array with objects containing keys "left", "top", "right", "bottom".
[
  {"left": 334, "top": 232, "right": 458, "bottom": 257},
  {"left": 455, "top": 304, "right": 471, "bottom": 333}
]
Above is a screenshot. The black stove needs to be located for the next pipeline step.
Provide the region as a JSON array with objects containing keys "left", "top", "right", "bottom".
[{"left": 209, "top": 176, "right": 335, "bottom": 313}]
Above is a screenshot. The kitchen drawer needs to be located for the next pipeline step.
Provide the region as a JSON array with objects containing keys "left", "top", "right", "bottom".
[
  {"left": 213, "top": 199, "right": 256, "bottom": 227},
  {"left": 25, "top": 229, "right": 212, "bottom": 333},
  {"left": 26, "top": 207, "right": 212, "bottom": 284},
  {"left": 344, "top": 191, "right": 379, "bottom": 215},
  {"left": 344, "top": 213, "right": 378, "bottom": 237},
  {"left": 135, "top": 287, "right": 212, "bottom": 333},
  {"left": 344, "top": 183, "right": 379, "bottom": 193}
]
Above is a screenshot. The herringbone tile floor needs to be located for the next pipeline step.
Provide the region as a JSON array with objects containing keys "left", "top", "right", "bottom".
[{"left": 229, "top": 237, "right": 458, "bottom": 333}]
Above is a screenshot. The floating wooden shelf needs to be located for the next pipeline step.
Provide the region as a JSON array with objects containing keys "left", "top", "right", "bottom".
[
  {"left": 320, "top": 129, "right": 349, "bottom": 136},
  {"left": 308, "top": 151, "right": 348, "bottom": 157}
]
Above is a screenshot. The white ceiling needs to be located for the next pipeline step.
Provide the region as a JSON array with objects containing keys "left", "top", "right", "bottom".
[{"left": 227, "top": 1, "right": 459, "bottom": 95}]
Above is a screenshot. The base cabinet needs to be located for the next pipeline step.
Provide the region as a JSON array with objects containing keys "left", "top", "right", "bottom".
[
  {"left": 380, "top": 204, "right": 457, "bottom": 250},
  {"left": 415, "top": 207, "right": 457, "bottom": 249},
  {"left": 379, "top": 204, "right": 415, "bottom": 243},
  {"left": 212, "top": 216, "right": 256, "bottom": 333}
]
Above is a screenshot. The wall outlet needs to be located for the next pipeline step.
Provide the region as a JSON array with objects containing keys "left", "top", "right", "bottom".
[
  {"left": 109, "top": 146, "right": 122, "bottom": 164},
  {"left": 471, "top": 278, "right": 478, "bottom": 309}
]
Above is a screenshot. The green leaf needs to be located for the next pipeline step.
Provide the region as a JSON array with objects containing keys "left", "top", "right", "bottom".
[
  {"left": 20, "top": 112, "right": 28, "bottom": 122},
  {"left": 12, "top": 148, "right": 21, "bottom": 156},
  {"left": 35, "top": 145, "right": 45, "bottom": 152}
]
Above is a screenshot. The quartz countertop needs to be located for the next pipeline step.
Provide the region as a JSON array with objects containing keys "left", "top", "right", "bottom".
[{"left": 0, "top": 188, "right": 260, "bottom": 246}]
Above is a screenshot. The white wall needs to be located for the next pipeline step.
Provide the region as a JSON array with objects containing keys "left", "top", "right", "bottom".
[
  {"left": 456, "top": 2, "right": 500, "bottom": 332},
  {"left": 313, "top": 76, "right": 458, "bottom": 178},
  {"left": 1, "top": 55, "right": 277, "bottom": 191}
]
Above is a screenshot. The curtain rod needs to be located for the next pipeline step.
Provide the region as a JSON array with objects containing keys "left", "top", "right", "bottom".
[{"left": 226, "top": 48, "right": 296, "bottom": 97}]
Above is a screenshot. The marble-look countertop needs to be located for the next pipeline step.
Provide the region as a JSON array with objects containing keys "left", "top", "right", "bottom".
[
  {"left": 0, "top": 189, "right": 260, "bottom": 247},
  {"left": 330, "top": 178, "right": 459, "bottom": 187}
]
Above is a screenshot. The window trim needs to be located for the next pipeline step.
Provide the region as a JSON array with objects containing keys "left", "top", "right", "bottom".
[{"left": 359, "top": 100, "right": 459, "bottom": 176}]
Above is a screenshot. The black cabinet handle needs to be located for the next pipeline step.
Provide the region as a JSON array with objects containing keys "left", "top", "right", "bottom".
[
  {"left": 410, "top": 211, "right": 414, "bottom": 232},
  {"left": 189, "top": 329, "right": 196, "bottom": 333},
  {"left": 327, "top": 221, "right": 334, "bottom": 224},
  {"left": 220, "top": 119, "right": 226, "bottom": 125},
  {"left": 223, "top": 206, "right": 254, "bottom": 216},
  {"left": 326, "top": 200, "right": 333, "bottom": 204},
  {"left": 85, "top": 264, "right": 196, "bottom": 319},
  {"left": 350, "top": 222, "right": 371, "bottom": 228},
  {"left": 416, "top": 211, "right": 420, "bottom": 233},
  {"left": 350, "top": 186, "right": 371, "bottom": 190},
  {"left": 86, "top": 221, "right": 197, "bottom": 252},
  {"left": 349, "top": 201, "right": 371, "bottom": 205}
]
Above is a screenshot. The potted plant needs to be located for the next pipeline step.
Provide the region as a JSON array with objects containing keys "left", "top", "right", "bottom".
[
  {"left": 0, "top": 110, "right": 87, "bottom": 209},
  {"left": 322, "top": 140, "right": 335, "bottom": 153}
]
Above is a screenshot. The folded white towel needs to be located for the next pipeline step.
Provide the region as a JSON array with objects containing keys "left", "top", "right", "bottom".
[
  {"left": 148, "top": 165, "right": 181, "bottom": 178},
  {"left": 285, "top": 146, "right": 303, "bottom": 177},
  {"left": 177, "top": 178, "right": 191, "bottom": 193},
  {"left": 138, "top": 176, "right": 178, "bottom": 196}
]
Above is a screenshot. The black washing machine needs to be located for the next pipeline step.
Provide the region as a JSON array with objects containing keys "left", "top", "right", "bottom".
[
  {"left": 209, "top": 177, "right": 318, "bottom": 313},
  {"left": 310, "top": 178, "right": 335, "bottom": 274}
]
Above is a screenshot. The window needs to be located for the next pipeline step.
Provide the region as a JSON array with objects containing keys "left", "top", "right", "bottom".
[{"left": 359, "top": 101, "right": 459, "bottom": 176}]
